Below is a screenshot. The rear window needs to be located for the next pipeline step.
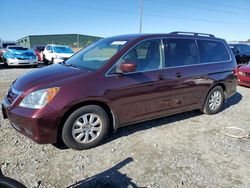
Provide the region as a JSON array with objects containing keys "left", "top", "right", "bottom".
[{"left": 197, "top": 40, "right": 230, "bottom": 63}]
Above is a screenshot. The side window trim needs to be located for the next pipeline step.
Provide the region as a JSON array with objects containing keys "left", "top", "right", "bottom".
[
  {"left": 106, "top": 37, "right": 164, "bottom": 76},
  {"left": 163, "top": 38, "right": 231, "bottom": 68}
]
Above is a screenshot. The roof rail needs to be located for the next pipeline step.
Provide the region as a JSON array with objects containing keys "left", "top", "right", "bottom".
[{"left": 169, "top": 31, "right": 215, "bottom": 38}]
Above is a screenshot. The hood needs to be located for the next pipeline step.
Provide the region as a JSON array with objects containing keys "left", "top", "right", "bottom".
[
  {"left": 13, "top": 64, "right": 91, "bottom": 91},
  {"left": 239, "top": 63, "right": 250, "bottom": 72},
  {"left": 56, "top": 53, "right": 74, "bottom": 58},
  {"left": 5, "top": 49, "right": 36, "bottom": 59}
]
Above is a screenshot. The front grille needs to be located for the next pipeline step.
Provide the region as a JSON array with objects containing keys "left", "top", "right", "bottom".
[
  {"left": 245, "top": 72, "right": 250, "bottom": 77},
  {"left": 17, "top": 57, "right": 28, "bottom": 60},
  {"left": 6, "top": 86, "right": 21, "bottom": 105},
  {"left": 243, "top": 80, "right": 250, "bottom": 84}
]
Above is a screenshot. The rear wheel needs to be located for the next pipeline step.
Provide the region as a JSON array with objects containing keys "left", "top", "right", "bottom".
[
  {"left": 62, "top": 105, "right": 109, "bottom": 150},
  {"left": 202, "top": 86, "right": 224, "bottom": 115}
]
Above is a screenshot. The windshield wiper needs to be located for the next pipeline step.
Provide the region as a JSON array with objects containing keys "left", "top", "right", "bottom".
[{"left": 64, "top": 63, "right": 79, "bottom": 69}]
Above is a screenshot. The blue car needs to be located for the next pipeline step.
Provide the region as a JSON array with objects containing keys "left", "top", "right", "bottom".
[{"left": 3, "top": 46, "right": 38, "bottom": 67}]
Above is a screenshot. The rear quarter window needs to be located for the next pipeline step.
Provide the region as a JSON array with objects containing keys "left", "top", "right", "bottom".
[{"left": 197, "top": 40, "right": 230, "bottom": 63}]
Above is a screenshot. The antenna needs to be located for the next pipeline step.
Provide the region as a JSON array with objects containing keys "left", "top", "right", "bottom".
[{"left": 139, "top": 0, "right": 144, "bottom": 33}]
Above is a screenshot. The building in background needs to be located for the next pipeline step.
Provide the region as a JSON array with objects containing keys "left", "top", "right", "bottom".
[{"left": 17, "top": 34, "right": 101, "bottom": 49}]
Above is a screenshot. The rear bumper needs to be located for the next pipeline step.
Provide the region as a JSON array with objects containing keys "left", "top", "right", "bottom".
[{"left": 1, "top": 98, "right": 60, "bottom": 144}]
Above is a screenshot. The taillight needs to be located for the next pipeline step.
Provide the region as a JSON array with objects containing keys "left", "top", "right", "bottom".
[{"left": 233, "top": 67, "right": 237, "bottom": 75}]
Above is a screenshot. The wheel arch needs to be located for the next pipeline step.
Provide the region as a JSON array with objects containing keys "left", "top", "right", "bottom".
[
  {"left": 56, "top": 100, "right": 117, "bottom": 143},
  {"left": 204, "top": 82, "right": 226, "bottom": 105}
]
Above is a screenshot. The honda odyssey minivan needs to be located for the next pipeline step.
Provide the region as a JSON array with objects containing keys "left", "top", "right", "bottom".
[{"left": 1, "top": 32, "right": 237, "bottom": 150}]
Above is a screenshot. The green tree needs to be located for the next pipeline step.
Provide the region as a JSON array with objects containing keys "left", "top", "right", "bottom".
[{"left": 248, "top": 39, "right": 250, "bottom": 43}]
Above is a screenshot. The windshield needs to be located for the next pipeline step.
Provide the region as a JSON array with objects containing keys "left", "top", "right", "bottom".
[
  {"left": 65, "top": 38, "right": 128, "bottom": 71},
  {"left": 53, "top": 46, "right": 74, "bottom": 54}
]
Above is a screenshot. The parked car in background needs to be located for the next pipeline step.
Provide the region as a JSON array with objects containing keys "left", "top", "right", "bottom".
[
  {"left": 229, "top": 43, "right": 250, "bottom": 64},
  {"left": 236, "top": 63, "right": 250, "bottom": 87},
  {"left": 3, "top": 46, "right": 38, "bottom": 67},
  {"left": 33, "top": 45, "right": 45, "bottom": 61},
  {"left": 2, "top": 32, "right": 237, "bottom": 150},
  {"left": 0, "top": 41, "right": 17, "bottom": 62},
  {"left": 43, "top": 44, "right": 74, "bottom": 64}
]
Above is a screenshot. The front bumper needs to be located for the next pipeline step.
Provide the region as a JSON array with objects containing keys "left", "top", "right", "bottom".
[
  {"left": 7, "top": 58, "right": 37, "bottom": 66},
  {"left": 1, "top": 97, "right": 60, "bottom": 144},
  {"left": 53, "top": 58, "right": 64, "bottom": 64}
]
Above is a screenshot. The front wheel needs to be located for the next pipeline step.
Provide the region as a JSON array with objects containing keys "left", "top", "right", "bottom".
[
  {"left": 51, "top": 58, "right": 54, "bottom": 64},
  {"left": 202, "top": 86, "right": 224, "bottom": 115},
  {"left": 43, "top": 55, "right": 49, "bottom": 65},
  {"left": 62, "top": 105, "right": 109, "bottom": 150},
  {"left": 3, "top": 59, "right": 9, "bottom": 67},
  {"left": 0, "top": 176, "right": 26, "bottom": 188}
]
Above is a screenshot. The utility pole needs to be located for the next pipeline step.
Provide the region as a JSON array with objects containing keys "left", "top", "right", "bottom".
[
  {"left": 139, "top": 0, "right": 143, "bottom": 33},
  {"left": 77, "top": 34, "right": 80, "bottom": 48}
]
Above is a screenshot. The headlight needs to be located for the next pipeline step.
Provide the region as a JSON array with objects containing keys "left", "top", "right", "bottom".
[
  {"left": 19, "top": 87, "right": 60, "bottom": 109},
  {"left": 55, "top": 55, "right": 64, "bottom": 59},
  {"left": 238, "top": 71, "right": 246, "bottom": 76}
]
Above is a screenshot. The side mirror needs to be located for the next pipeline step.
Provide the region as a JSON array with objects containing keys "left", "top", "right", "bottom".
[
  {"left": 48, "top": 50, "right": 53, "bottom": 53},
  {"left": 120, "top": 62, "right": 137, "bottom": 73}
]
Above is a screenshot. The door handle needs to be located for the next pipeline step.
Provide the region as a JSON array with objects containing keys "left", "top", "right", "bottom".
[
  {"left": 158, "top": 74, "right": 165, "bottom": 80},
  {"left": 175, "top": 72, "right": 182, "bottom": 78}
]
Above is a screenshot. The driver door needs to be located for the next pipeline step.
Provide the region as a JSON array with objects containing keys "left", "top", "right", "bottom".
[{"left": 105, "top": 39, "right": 173, "bottom": 125}]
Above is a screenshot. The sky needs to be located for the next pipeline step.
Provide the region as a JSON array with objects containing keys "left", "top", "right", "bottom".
[{"left": 0, "top": 0, "right": 250, "bottom": 41}]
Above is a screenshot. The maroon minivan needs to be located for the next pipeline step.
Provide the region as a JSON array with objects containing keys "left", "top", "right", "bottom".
[{"left": 2, "top": 32, "right": 237, "bottom": 150}]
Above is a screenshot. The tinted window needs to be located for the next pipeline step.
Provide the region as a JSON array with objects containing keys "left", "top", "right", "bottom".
[
  {"left": 164, "top": 39, "right": 199, "bottom": 67},
  {"left": 239, "top": 44, "right": 250, "bottom": 54},
  {"left": 2, "top": 43, "right": 16, "bottom": 48},
  {"left": 122, "top": 39, "right": 162, "bottom": 72},
  {"left": 197, "top": 40, "right": 230, "bottom": 63},
  {"left": 8, "top": 46, "right": 28, "bottom": 50}
]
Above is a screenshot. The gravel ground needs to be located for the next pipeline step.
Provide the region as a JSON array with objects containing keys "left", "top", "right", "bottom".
[{"left": 0, "top": 62, "right": 250, "bottom": 188}]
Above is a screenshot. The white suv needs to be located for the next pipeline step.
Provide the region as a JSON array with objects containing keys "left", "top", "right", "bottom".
[{"left": 43, "top": 44, "right": 74, "bottom": 64}]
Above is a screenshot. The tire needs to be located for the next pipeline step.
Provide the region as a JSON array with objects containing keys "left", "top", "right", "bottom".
[
  {"left": 0, "top": 176, "right": 26, "bottom": 188},
  {"left": 62, "top": 105, "right": 110, "bottom": 150},
  {"left": 4, "top": 59, "right": 9, "bottom": 67},
  {"left": 51, "top": 58, "right": 54, "bottom": 64},
  {"left": 43, "top": 55, "right": 48, "bottom": 65},
  {"left": 202, "top": 86, "right": 224, "bottom": 115}
]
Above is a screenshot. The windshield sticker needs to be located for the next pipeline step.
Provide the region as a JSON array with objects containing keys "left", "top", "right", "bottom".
[{"left": 111, "top": 41, "right": 127, "bottom": 45}]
